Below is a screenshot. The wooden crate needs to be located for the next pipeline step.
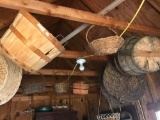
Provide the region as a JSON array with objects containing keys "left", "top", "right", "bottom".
[{"left": 0, "top": 10, "right": 64, "bottom": 72}]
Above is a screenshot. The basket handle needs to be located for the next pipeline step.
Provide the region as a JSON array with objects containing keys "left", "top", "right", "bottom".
[
  {"left": 52, "top": 72, "right": 69, "bottom": 85},
  {"left": 86, "top": 25, "right": 118, "bottom": 43},
  {"left": 37, "top": 72, "right": 46, "bottom": 84}
]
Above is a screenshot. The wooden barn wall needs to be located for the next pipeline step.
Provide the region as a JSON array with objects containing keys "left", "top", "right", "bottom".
[{"left": 0, "top": 94, "right": 98, "bottom": 120}]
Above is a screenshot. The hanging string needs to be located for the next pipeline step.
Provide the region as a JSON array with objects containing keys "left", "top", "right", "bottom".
[
  {"left": 138, "top": 100, "right": 146, "bottom": 120},
  {"left": 62, "top": 63, "right": 78, "bottom": 83},
  {"left": 98, "top": 89, "right": 102, "bottom": 115},
  {"left": 120, "top": 0, "right": 146, "bottom": 37}
]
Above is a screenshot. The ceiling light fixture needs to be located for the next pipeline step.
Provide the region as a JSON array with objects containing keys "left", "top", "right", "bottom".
[{"left": 76, "top": 58, "right": 86, "bottom": 71}]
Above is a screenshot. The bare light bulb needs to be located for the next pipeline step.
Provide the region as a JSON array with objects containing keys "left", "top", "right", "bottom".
[{"left": 76, "top": 58, "right": 86, "bottom": 71}]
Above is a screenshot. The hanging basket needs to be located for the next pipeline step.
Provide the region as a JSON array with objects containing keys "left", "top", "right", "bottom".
[
  {"left": 54, "top": 83, "right": 68, "bottom": 94},
  {"left": 52, "top": 72, "right": 69, "bottom": 94},
  {"left": 0, "top": 10, "right": 64, "bottom": 72},
  {"left": 97, "top": 113, "right": 120, "bottom": 120},
  {"left": 103, "top": 62, "right": 147, "bottom": 102},
  {"left": 22, "top": 73, "right": 46, "bottom": 95},
  {"left": 86, "top": 25, "right": 124, "bottom": 55},
  {"left": 73, "top": 81, "right": 89, "bottom": 95}
]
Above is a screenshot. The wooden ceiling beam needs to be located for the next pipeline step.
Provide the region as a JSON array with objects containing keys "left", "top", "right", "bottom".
[
  {"left": 147, "top": 0, "right": 160, "bottom": 13},
  {"left": 25, "top": 69, "right": 99, "bottom": 76},
  {"left": 0, "top": 0, "right": 160, "bottom": 36},
  {"left": 59, "top": 50, "right": 110, "bottom": 61}
]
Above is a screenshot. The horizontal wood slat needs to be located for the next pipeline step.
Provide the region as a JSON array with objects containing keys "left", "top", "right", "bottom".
[
  {"left": 59, "top": 50, "right": 110, "bottom": 61},
  {"left": 13, "top": 94, "right": 98, "bottom": 101},
  {"left": 0, "top": 0, "right": 160, "bottom": 36},
  {"left": 24, "top": 69, "right": 100, "bottom": 76}
]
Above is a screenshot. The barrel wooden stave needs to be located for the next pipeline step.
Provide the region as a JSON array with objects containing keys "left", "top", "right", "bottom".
[{"left": 115, "top": 36, "right": 158, "bottom": 75}]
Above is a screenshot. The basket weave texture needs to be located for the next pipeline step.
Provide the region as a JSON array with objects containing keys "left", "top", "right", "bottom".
[
  {"left": 0, "top": 53, "right": 22, "bottom": 105},
  {"left": 103, "top": 62, "right": 147, "bottom": 102},
  {"left": 54, "top": 83, "right": 68, "bottom": 94},
  {"left": 86, "top": 26, "right": 124, "bottom": 55},
  {"left": 22, "top": 83, "right": 45, "bottom": 95}
]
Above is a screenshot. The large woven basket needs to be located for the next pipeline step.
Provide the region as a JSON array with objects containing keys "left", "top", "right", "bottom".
[
  {"left": 0, "top": 10, "right": 64, "bottom": 72},
  {"left": 86, "top": 26, "right": 124, "bottom": 55},
  {"left": 0, "top": 53, "right": 22, "bottom": 105},
  {"left": 22, "top": 73, "right": 46, "bottom": 95},
  {"left": 103, "top": 62, "right": 147, "bottom": 102}
]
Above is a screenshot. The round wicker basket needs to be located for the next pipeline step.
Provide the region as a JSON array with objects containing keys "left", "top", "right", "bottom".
[
  {"left": 0, "top": 53, "right": 22, "bottom": 105},
  {"left": 103, "top": 62, "right": 147, "bottom": 102},
  {"left": 86, "top": 25, "right": 124, "bottom": 55}
]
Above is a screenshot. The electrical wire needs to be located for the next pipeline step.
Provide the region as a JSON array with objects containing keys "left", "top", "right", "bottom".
[{"left": 120, "top": 0, "right": 146, "bottom": 37}]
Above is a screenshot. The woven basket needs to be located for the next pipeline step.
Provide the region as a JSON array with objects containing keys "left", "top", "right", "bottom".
[
  {"left": 97, "top": 113, "right": 120, "bottom": 120},
  {"left": 0, "top": 10, "right": 64, "bottom": 72},
  {"left": 86, "top": 25, "right": 124, "bottom": 55},
  {"left": 22, "top": 74, "right": 45, "bottom": 95},
  {"left": 54, "top": 83, "right": 68, "bottom": 94},
  {"left": 103, "top": 62, "right": 147, "bottom": 102},
  {"left": 0, "top": 53, "right": 22, "bottom": 105}
]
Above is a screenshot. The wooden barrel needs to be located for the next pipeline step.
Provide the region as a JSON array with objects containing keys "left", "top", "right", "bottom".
[
  {"left": 73, "top": 81, "right": 89, "bottom": 95},
  {"left": 0, "top": 10, "right": 64, "bottom": 72},
  {"left": 115, "top": 36, "right": 160, "bottom": 75},
  {"left": 0, "top": 53, "right": 22, "bottom": 105}
]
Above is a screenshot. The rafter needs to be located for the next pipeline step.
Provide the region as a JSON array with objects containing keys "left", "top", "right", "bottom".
[
  {"left": 147, "top": 0, "right": 160, "bottom": 13},
  {"left": 0, "top": 0, "right": 160, "bottom": 36},
  {"left": 24, "top": 69, "right": 100, "bottom": 76},
  {"left": 59, "top": 50, "right": 110, "bottom": 61}
]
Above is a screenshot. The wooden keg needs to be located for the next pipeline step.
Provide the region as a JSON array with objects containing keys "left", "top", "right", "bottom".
[
  {"left": 73, "top": 81, "right": 89, "bottom": 95},
  {"left": 0, "top": 53, "right": 22, "bottom": 105},
  {"left": 115, "top": 36, "right": 160, "bottom": 75},
  {"left": 0, "top": 10, "right": 64, "bottom": 72}
]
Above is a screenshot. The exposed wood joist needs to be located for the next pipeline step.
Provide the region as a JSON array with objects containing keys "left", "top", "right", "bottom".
[
  {"left": 38, "top": 0, "right": 57, "bottom": 3},
  {"left": 0, "top": 8, "right": 18, "bottom": 29},
  {"left": 147, "top": 102, "right": 160, "bottom": 110},
  {"left": 0, "top": 0, "right": 160, "bottom": 36},
  {"left": 59, "top": 50, "right": 109, "bottom": 61},
  {"left": 13, "top": 94, "right": 98, "bottom": 101},
  {"left": 146, "top": 73, "right": 159, "bottom": 103},
  {"left": 25, "top": 69, "right": 99, "bottom": 76},
  {"left": 147, "top": 0, "right": 160, "bottom": 13}
]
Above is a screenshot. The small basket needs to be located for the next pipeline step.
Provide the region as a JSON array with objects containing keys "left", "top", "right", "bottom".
[
  {"left": 86, "top": 25, "right": 124, "bottom": 55},
  {"left": 52, "top": 72, "right": 69, "bottom": 94},
  {"left": 54, "top": 83, "right": 68, "bottom": 94},
  {"left": 22, "top": 73, "right": 46, "bottom": 95},
  {"left": 97, "top": 113, "right": 120, "bottom": 120}
]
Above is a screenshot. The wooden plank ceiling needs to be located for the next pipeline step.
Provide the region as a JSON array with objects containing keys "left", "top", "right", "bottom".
[{"left": 0, "top": 0, "right": 160, "bottom": 36}]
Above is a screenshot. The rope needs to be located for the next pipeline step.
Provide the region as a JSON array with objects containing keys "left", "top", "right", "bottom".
[
  {"left": 61, "top": 54, "right": 97, "bottom": 83},
  {"left": 98, "top": 89, "right": 102, "bottom": 115},
  {"left": 120, "top": 0, "right": 145, "bottom": 37},
  {"left": 64, "top": 63, "right": 78, "bottom": 83},
  {"left": 138, "top": 100, "right": 146, "bottom": 120}
]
